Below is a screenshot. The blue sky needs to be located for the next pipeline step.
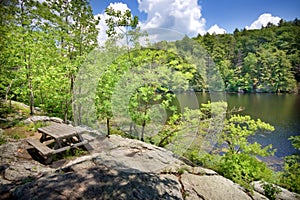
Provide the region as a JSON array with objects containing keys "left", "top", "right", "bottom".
[
  {"left": 90, "top": 0, "right": 300, "bottom": 41},
  {"left": 200, "top": 0, "right": 300, "bottom": 32}
]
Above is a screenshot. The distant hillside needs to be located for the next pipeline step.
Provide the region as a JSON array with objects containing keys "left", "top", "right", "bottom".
[{"left": 194, "top": 19, "right": 300, "bottom": 93}]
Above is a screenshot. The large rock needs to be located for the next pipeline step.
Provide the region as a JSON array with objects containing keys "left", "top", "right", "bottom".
[
  {"left": 23, "top": 116, "right": 64, "bottom": 124},
  {"left": 253, "top": 181, "right": 300, "bottom": 200},
  {"left": 0, "top": 134, "right": 297, "bottom": 200},
  {"left": 83, "top": 134, "right": 186, "bottom": 173},
  {"left": 13, "top": 166, "right": 183, "bottom": 200},
  {"left": 0, "top": 140, "right": 54, "bottom": 198},
  {"left": 181, "top": 173, "right": 251, "bottom": 200}
]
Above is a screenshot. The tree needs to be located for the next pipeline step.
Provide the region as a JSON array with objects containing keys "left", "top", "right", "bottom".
[
  {"left": 195, "top": 21, "right": 299, "bottom": 93},
  {"left": 0, "top": 0, "right": 100, "bottom": 120},
  {"left": 221, "top": 115, "right": 275, "bottom": 155},
  {"left": 95, "top": 54, "right": 130, "bottom": 136},
  {"left": 0, "top": 0, "right": 18, "bottom": 100},
  {"left": 95, "top": 7, "right": 138, "bottom": 136},
  {"left": 105, "top": 6, "right": 138, "bottom": 38},
  {"left": 215, "top": 114, "right": 275, "bottom": 189},
  {"left": 43, "top": 0, "right": 100, "bottom": 121},
  {"left": 256, "top": 45, "right": 297, "bottom": 92},
  {"left": 108, "top": 48, "right": 188, "bottom": 141},
  {"left": 0, "top": 0, "right": 59, "bottom": 115},
  {"left": 168, "top": 103, "right": 276, "bottom": 190}
]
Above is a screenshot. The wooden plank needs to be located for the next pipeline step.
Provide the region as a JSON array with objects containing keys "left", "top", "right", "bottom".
[
  {"left": 38, "top": 124, "right": 76, "bottom": 138},
  {"left": 27, "top": 138, "right": 53, "bottom": 156},
  {"left": 38, "top": 124, "right": 86, "bottom": 139},
  {"left": 81, "top": 134, "right": 95, "bottom": 141}
]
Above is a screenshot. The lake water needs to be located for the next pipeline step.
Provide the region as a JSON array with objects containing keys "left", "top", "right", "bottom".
[{"left": 176, "top": 92, "right": 300, "bottom": 169}]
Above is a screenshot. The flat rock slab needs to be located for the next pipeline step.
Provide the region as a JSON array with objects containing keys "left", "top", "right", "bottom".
[
  {"left": 0, "top": 140, "right": 54, "bottom": 197},
  {"left": 80, "top": 134, "right": 186, "bottom": 173},
  {"left": 2, "top": 135, "right": 298, "bottom": 200},
  {"left": 182, "top": 173, "right": 253, "bottom": 200}
]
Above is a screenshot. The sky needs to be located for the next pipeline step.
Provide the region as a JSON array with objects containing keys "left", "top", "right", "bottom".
[{"left": 90, "top": 0, "right": 300, "bottom": 42}]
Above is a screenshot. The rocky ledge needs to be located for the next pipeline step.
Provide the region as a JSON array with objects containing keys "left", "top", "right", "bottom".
[{"left": 0, "top": 133, "right": 299, "bottom": 200}]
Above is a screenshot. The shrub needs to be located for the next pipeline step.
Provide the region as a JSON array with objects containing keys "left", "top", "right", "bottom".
[
  {"left": 218, "top": 153, "right": 273, "bottom": 190},
  {"left": 0, "top": 134, "right": 7, "bottom": 145},
  {"left": 262, "top": 182, "right": 281, "bottom": 200},
  {"left": 278, "top": 136, "right": 300, "bottom": 193}
]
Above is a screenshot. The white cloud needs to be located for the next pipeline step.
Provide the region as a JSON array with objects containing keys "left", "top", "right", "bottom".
[
  {"left": 138, "top": 0, "right": 206, "bottom": 40},
  {"left": 95, "top": 2, "right": 130, "bottom": 46},
  {"left": 95, "top": 1, "right": 231, "bottom": 44},
  {"left": 207, "top": 24, "right": 226, "bottom": 35},
  {"left": 246, "top": 13, "right": 281, "bottom": 30}
]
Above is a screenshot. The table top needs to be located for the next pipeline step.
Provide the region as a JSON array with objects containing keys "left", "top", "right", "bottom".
[{"left": 38, "top": 123, "right": 85, "bottom": 139}]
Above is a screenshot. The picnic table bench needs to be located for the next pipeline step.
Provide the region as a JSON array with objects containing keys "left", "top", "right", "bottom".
[{"left": 27, "top": 123, "right": 93, "bottom": 163}]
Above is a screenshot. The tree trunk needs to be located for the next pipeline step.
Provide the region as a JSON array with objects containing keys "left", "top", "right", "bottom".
[
  {"left": 28, "top": 77, "right": 34, "bottom": 115},
  {"left": 141, "top": 120, "right": 145, "bottom": 141},
  {"left": 27, "top": 55, "right": 34, "bottom": 116},
  {"left": 5, "top": 79, "right": 14, "bottom": 102},
  {"left": 63, "top": 98, "right": 72, "bottom": 123},
  {"left": 107, "top": 118, "right": 110, "bottom": 137},
  {"left": 130, "top": 122, "right": 133, "bottom": 134}
]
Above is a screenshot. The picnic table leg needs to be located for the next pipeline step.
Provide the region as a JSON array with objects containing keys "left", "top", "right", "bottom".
[
  {"left": 77, "top": 133, "right": 93, "bottom": 151},
  {"left": 53, "top": 139, "right": 63, "bottom": 149},
  {"left": 44, "top": 155, "right": 53, "bottom": 164},
  {"left": 40, "top": 133, "right": 46, "bottom": 142}
]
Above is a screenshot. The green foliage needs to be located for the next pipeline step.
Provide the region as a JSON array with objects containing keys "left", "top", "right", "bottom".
[
  {"left": 195, "top": 20, "right": 300, "bottom": 93},
  {"left": 10, "top": 134, "right": 21, "bottom": 140},
  {"left": 278, "top": 135, "right": 300, "bottom": 193},
  {"left": 262, "top": 182, "right": 281, "bottom": 200},
  {"left": 0, "top": 134, "right": 7, "bottom": 145},
  {"left": 105, "top": 6, "right": 138, "bottom": 38},
  {"left": 222, "top": 114, "right": 275, "bottom": 155},
  {"left": 1, "top": 0, "right": 99, "bottom": 120},
  {"left": 110, "top": 128, "right": 136, "bottom": 139},
  {"left": 150, "top": 113, "right": 181, "bottom": 147},
  {"left": 21, "top": 176, "right": 34, "bottom": 184},
  {"left": 25, "top": 121, "right": 49, "bottom": 132},
  {"left": 177, "top": 167, "right": 189, "bottom": 175},
  {"left": 0, "top": 101, "right": 12, "bottom": 118},
  {"left": 166, "top": 103, "right": 276, "bottom": 191},
  {"left": 289, "top": 135, "right": 300, "bottom": 150},
  {"left": 211, "top": 114, "right": 275, "bottom": 189},
  {"left": 218, "top": 153, "right": 273, "bottom": 190},
  {"left": 185, "top": 151, "right": 222, "bottom": 169},
  {"left": 55, "top": 148, "right": 88, "bottom": 160},
  {"left": 96, "top": 46, "right": 192, "bottom": 140}
]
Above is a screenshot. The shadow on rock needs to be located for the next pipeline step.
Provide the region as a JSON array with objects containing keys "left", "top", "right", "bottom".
[{"left": 12, "top": 165, "right": 182, "bottom": 200}]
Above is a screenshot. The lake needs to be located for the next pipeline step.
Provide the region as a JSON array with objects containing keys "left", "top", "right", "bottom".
[{"left": 176, "top": 92, "right": 300, "bottom": 170}]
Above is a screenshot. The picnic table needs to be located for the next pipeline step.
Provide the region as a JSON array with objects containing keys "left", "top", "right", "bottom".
[{"left": 27, "top": 123, "right": 93, "bottom": 163}]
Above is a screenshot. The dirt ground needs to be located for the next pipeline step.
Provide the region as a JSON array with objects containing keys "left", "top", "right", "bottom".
[{"left": 3, "top": 126, "right": 42, "bottom": 140}]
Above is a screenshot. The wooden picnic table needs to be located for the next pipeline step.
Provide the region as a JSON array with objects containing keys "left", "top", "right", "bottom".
[{"left": 27, "top": 123, "right": 91, "bottom": 163}]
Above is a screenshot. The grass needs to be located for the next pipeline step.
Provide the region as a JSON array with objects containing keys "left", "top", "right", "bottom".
[
  {"left": 110, "top": 128, "right": 139, "bottom": 139},
  {"left": 0, "top": 121, "right": 49, "bottom": 145},
  {"left": 21, "top": 176, "right": 34, "bottom": 184},
  {"left": 51, "top": 148, "right": 89, "bottom": 162},
  {"left": 0, "top": 134, "right": 7, "bottom": 145},
  {"left": 3, "top": 126, "right": 28, "bottom": 140},
  {"left": 0, "top": 100, "right": 31, "bottom": 129},
  {"left": 63, "top": 148, "right": 88, "bottom": 159},
  {"left": 0, "top": 100, "right": 30, "bottom": 118},
  {"left": 25, "top": 121, "right": 50, "bottom": 132}
]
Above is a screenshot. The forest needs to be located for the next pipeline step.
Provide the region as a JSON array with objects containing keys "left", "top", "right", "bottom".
[
  {"left": 0, "top": 0, "right": 300, "bottom": 196},
  {"left": 195, "top": 20, "right": 300, "bottom": 94},
  {"left": 1, "top": 1, "right": 300, "bottom": 120}
]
